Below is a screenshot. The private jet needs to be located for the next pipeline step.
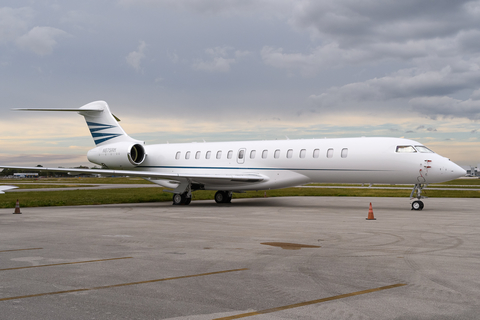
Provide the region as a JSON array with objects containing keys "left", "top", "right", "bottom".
[{"left": 0, "top": 101, "right": 466, "bottom": 210}]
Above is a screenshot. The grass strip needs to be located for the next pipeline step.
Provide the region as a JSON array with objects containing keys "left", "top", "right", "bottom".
[{"left": 1, "top": 186, "right": 480, "bottom": 208}]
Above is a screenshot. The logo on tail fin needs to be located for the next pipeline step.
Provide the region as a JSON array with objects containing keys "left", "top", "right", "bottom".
[{"left": 86, "top": 121, "right": 123, "bottom": 145}]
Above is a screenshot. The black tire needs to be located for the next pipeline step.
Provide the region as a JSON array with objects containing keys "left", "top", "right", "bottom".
[
  {"left": 214, "top": 191, "right": 225, "bottom": 204},
  {"left": 173, "top": 193, "right": 191, "bottom": 205},
  {"left": 411, "top": 200, "right": 424, "bottom": 211},
  {"left": 173, "top": 193, "right": 184, "bottom": 205}
]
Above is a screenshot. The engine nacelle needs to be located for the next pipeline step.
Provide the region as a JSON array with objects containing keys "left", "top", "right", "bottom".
[{"left": 87, "top": 142, "right": 146, "bottom": 169}]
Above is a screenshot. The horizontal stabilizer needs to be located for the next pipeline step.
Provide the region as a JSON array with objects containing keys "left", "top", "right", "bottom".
[
  {"left": 13, "top": 108, "right": 103, "bottom": 112},
  {"left": 0, "top": 185, "right": 18, "bottom": 194},
  {"left": 13, "top": 101, "right": 133, "bottom": 145}
]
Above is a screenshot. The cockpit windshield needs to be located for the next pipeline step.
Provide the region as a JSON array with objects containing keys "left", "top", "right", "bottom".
[
  {"left": 415, "top": 145, "right": 434, "bottom": 153},
  {"left": 396, "top": 145, "right": 435, "bottom": 153},
  {"left": 396, "top": 146, "right": 416, "bottom": 153}
]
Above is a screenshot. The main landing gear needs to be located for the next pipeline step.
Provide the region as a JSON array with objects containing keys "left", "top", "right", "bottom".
[
  {"left": 171, "top": 187, "right": 232, "bottom": 205},
  {"left": 172, "top": 192, "right": 191, "bottom": 205},
  {"left": 214, "top": 191, "right": 232, "bottom": 204},
  {"left": 410, "top": 183, "right": 426, "bottom": 210}
]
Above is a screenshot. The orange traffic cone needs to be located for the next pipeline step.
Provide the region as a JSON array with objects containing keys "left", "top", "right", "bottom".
[
  {"left": 366, "top": 202, "right": 376, "bottom": 220},
  {"left": 13, "top": 199, "right": 22, "bottom": 214}
]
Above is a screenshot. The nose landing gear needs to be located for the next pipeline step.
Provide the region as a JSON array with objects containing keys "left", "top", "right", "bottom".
[{"left": 410, "top": 183, "right": 427, "bottom": 210}]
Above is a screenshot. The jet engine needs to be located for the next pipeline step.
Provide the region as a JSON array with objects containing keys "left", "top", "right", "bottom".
[{"left": 87, "top": 142, "right": 146, "bottom": 169}]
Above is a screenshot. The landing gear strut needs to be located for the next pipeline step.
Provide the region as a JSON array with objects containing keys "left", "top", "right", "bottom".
[
  {"left": 172, "top": 181, "right": 192, "bottom": 205},
  {"left": 214, "top": 191, "right": 232, "bottom": 204},
  {"left": 410, "top": 183, "right": 427, "bottom": 210}
]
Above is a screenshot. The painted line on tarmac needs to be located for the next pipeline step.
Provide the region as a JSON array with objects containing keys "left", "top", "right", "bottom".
[
  {"left": 0, "top": 268, "right": 248, "bottom": 302},
  {"left": 214, "top": 283, "right": 407, "bottom": 320},
  {"left": 0, "top": 248, "right": 42, "bottom": 253},
  {"left": 0, "top": 257, "right": 133, "bottom": 271}
]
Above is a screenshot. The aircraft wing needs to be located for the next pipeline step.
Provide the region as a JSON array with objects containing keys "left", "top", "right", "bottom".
[
  {"left": 0, "top": 185, "right": 18, "bottom": 194},
  {"left": 0, "top": 166, "right": 267, "bottom": 183}
]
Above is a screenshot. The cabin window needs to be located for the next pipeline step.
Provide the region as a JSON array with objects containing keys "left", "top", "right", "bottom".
[
  {"left": 216, "top": 150, "right": 222, "bottom": 159},
  {"left": 287, "top": 149, "right": 293, "bottom": 158},
  {"left": 396, "top": 146, "right": 416, "bottom": 153},
  {"left": 300, "top": 149, "right": 306, "bottom": 158},
  {"left": 185, "top": 151, "right": 191, "bottom": 160},
  {"left": 250, "top": 150, "right": 256, "bottom": 159},
  {"left": 341, "top": 148, "right": 348, "bottom": 158},
  {"left": 327, "top": 148, "right": 334, "bottom": 158},
  {"left": 227, "top": 150, "right": 233, "bottom": 159},
  {"left": 262, "top": 150, "right": 268, "bottom": 159},
  {"left": 415, "top": 145, "right": 434, "bottom": 153},
  {"left": 206, "top": 151, "right": 211, "bottom": 159},
  {"left": 238, "top": 149, "right": 245, "bottom": 159},
  {"left": 313, "top": 149, "right": 320, "bottom": 158},
  {"left": 175, "top": 151, "right": 181, "bottom": 160},
  {"left": 195, "top": 151, "right": 201, "bottom": 159},
  {"left": 274, "top": 149, "right": 280, "bottom": 159}
]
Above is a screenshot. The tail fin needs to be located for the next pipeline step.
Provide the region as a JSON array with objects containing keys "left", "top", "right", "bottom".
[
  {"left": 79, "top": 101, "right": 143, "bottom": 145},
  {"left": 14, "top": 101, "right": 143, "bottom": 146}
]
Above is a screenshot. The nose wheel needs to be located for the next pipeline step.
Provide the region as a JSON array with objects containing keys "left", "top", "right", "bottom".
[
  {"left": 410, "top": 183, "right": 426, "bottom": 210},
  {"left": 411, "top": 200, "right": 424, "bottom": 210}
]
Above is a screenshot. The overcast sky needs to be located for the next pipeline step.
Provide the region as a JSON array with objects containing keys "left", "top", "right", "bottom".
[{"left": 2, "top": 0, "right": 480, "bottom": 167}]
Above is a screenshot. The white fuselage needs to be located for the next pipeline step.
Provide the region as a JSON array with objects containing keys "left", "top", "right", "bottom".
[
  {"left": 132, "top": 137, "right": 464, "bottom": 191},
  {"left": 6, "top": 101, "right": 466, "bottom": 208}
]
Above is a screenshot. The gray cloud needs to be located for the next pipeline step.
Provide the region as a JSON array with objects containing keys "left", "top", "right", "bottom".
[
  {"left": 290, "top": 0, "right": 477, "bottom": 45},
  {"left": 192, "top": 46, "right": 251, "bottom": 72},
  {"left": 16, "top": 26, "right": 69, "bottom": 55},
  {"left": 119, "top": 0, "right": 292, "bottom": 16},
  {"left": 409, "top": 96, "right": 480, "bottom": 120},
  {"left": 0, "top": 7, "right": 32, "bottom": 43},
  {"left": 3, "top": 0, "right": 480, "bottom": 166},
  {"left": 126, "top": 40, "right": 147, "bottom": 72},
  {"left": 308, "top": 63, "right": 480, "bottom": 119}
]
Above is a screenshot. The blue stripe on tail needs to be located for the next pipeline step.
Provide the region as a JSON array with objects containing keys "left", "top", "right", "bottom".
[{"left": 86, "top": 121, "right": 124, "bottom": 145}]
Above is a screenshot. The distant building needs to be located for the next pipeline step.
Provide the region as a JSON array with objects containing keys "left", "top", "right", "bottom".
[
  {"left": 464, "top": 165, "right": 480, "bottom": 177},
  {"left": 13, "top": 173, "right": 39, "bottom": 178}
]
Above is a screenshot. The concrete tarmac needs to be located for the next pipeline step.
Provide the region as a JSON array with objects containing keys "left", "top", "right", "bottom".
[{"left": 1, "top": 196, "right": 479, "bottom": 319}]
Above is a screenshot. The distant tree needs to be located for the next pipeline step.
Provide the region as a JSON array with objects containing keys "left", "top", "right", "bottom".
[{"left": 0, "top": 168, "right": 14, "bottom": 176}]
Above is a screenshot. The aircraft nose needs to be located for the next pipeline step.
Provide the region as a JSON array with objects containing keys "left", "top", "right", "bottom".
[{"left": 447, "top": 161, "right": 466, "bottom": 179}]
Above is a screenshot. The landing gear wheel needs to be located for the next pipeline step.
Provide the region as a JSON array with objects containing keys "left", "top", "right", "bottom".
[
  {"left": 173, "top": 193, "right": 191, "bottom": 205},
  {"left": 215, "top": 191, "right": 232, "bottom": 204},
  {"left": 214, "top": 191, "right": 225, "bottom": 204},
  {"left": 411, "top": 200, "right": 424, "bottom": 211}
]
